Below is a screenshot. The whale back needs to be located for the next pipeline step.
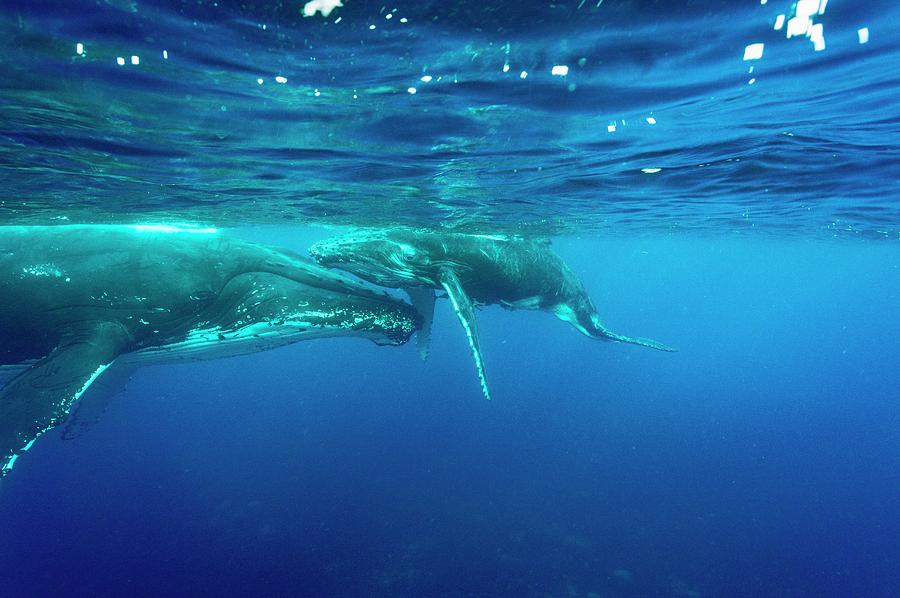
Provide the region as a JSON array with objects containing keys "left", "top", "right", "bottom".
[
  {"left": 1, "top": 226, "right": 252, "bottom": 360},
  {"left": 309, "top": 227, "right": 564, "bottom": 305}
]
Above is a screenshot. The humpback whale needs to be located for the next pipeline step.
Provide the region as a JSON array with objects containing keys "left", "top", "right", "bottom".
[
  {"left": 309, "top": 228, "right": 674, "bottom": 400},
  {"left": 0, "top": 225, "right": 420, "bottom": 478}
]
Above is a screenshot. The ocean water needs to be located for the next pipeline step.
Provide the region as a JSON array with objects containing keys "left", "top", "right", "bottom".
[{"left": 1, "top": 1, "right": 899, "bottom": 597}]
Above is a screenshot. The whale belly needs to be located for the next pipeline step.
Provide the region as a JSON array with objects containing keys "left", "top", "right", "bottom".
[{"left": 501, "top": 296, "right": 544, "bottom": 310}]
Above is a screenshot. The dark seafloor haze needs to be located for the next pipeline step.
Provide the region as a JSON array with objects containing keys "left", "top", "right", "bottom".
[{"left": 1, "top": 0, "right": 900, "bottom": 597}]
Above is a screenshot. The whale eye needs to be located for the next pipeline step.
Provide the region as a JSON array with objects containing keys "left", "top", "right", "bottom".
[{"left": 398, "top": 244, "right": 417, "bottom": 263}]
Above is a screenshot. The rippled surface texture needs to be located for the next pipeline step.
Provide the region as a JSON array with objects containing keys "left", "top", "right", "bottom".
[{"left": 1, "top": 0, "right": 898, "bottom": 236}]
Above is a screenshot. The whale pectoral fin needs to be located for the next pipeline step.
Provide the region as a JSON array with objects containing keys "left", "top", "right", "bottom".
[
  {"left": 405, "top": 287, "right": 436, "bottom": 361},
  {"left": 439, "top": 269, "right": 492, "bottom": 401},
  {"left": 0, "top": 322, "right": 129, "bottom": 477},
  {"left": 60, "top": 362, "right": 137, "bottom": 441}
]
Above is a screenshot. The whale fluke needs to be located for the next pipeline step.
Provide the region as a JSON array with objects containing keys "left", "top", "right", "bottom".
[
  {"left": 556, "top": 304, "right": 677, "bottom": 352},
  {"left": 587, "top": 315, "right": 676, "bottom": 352}
]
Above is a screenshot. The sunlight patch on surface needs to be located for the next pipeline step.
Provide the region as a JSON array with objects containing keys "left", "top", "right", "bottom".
[
  {"left": 857, "top": 28, "right": 869, "bottom": 44},
  {"left": 786, "top": 16, "right": 810, "bottom": 38},
  {"left": 743, "top": 43, "right": 764, "bottom": 61},
  {"left": 809, "top": 23, "right": 825, "bottom": 51},
  {"left": 302, "top": 0, "right": 343, "bottom": 18},
  {"left": 782, "top": 0, "right": 828, "bottom": 52}
]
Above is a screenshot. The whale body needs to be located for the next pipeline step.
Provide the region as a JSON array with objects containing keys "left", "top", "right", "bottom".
[
  {"left": 0, "top": 225, "right": 420, "bottom": 477},
  {"left": 310, "top": 228, "right": 673, "bottom": 400}
]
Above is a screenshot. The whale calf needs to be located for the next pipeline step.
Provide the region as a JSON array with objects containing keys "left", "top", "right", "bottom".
[
  {"left": 0, "top": 225, "right": 420, "bottom": 477},
  {"left": 310, "top": 228, "right": 674, "bottom": 400}
]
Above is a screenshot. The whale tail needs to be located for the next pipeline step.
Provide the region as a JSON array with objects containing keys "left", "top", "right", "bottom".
[
  {"left": 587, "top": 313, "right": 676, "bottom": 352},
  {"left": 553, "top": 304, "right": 676, "bottom": 352}
]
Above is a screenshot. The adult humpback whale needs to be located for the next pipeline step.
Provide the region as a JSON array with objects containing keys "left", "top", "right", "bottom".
[
  {"left": 309, "top": 228, "right": 674, "bottom": 400},
  {"left": 0, "top": 225, "right": 420, "bottom": 478}
]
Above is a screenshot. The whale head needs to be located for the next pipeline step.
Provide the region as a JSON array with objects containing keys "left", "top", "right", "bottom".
[
  {"left": 309, "top": 231, "right": 435, "bottom": 288},
  {"left": 180, "top": 272, "right": 422, "bottom": 356}
]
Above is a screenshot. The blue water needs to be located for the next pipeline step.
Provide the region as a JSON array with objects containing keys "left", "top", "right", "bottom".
[
  {"left": 2, "top": 232, "right": 898, "bottom": 597},
  {"left": 2, "top": 0, "right": 900, "bottom": 597}
]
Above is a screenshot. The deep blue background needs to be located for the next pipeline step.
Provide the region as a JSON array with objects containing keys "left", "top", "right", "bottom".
[{"left": 1, "top": 231, "right": 898, "bottom": 597}]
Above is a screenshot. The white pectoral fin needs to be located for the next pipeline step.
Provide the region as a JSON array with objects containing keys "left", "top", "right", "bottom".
[
  {"left": 0, "top": 322, "right": 128, "bottom": 477},
  {"left": 405, "top": 286, "right": 436, "bottom": 361},
  {"left": 60, "top": 362, "right": 138, "bottom": 441},
  {"left": 440, "top": 269, "right": 492, "bottom": 401}
]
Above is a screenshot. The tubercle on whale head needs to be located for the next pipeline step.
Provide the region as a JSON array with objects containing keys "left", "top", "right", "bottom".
[
  {"left": 292, "top": 293, "right": 421, "bottom": 346},
  {"left": 347, "top": 301, "right": 422, "bottom": 345},
  {"left": 307, "top": 232, "right": 390, "bottom": 265}
]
